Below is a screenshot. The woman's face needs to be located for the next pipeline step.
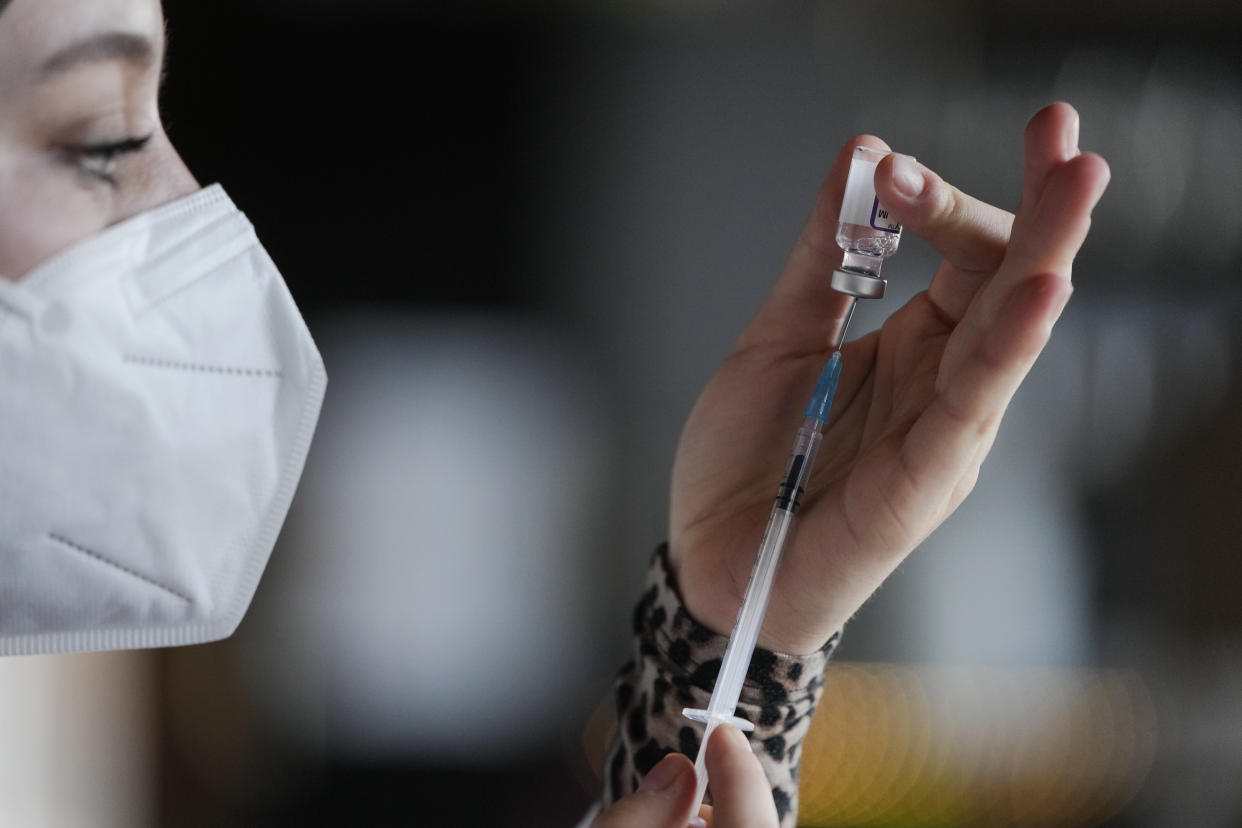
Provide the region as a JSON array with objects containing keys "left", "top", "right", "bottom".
[{"left": 0, "top": 0, "right": 198, "bottom": 279}]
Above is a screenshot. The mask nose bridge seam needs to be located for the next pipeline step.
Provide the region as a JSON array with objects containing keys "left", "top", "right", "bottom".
[{"left": 47, "top": 533, "right": 194, "bottom": 604}]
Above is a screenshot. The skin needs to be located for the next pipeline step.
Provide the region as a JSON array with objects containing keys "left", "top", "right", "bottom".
[
  {"left": 0, "top": 2, "right": 1110, "bottom": 823},
  {"left": 592, "top": 725, "right": 778, "bottom": 828},
  {"left": 669, "top": 104, "right": 1111, "bottom": 655},
  {"left": 602, "top": 103, "right": 1108, "bottom": 826},
  {"left": 0, "top": 0, "right": 196, "bottom": 280}
]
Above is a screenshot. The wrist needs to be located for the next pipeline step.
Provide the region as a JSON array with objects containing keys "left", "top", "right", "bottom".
[{"left": 667, "top": 541, "right": 841, "bottom": 657}]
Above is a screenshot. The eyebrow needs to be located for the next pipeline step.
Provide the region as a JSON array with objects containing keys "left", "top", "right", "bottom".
[{"left": 39, "top": 31, "right": 156, "bottom": 77}]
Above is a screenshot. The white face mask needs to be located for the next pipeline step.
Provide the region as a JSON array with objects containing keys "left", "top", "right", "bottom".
[{"left": 0, "top": 185, "right": 326, "bottom": 656}]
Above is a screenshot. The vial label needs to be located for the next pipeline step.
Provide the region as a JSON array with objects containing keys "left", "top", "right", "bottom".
[
  {"left": 840, "top": 157, "right": 901, "bottom": 234},
  {"left": 870, "top": 201, "right": 900, "bottom": 232}
]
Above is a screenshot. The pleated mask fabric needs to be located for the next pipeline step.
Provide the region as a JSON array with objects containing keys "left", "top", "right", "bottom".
[{"left": 0, "top": 184, "right": 326, "bottom": 655}]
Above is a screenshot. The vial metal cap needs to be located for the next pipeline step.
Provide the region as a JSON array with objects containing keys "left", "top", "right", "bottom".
[{"left": 830, "top": 267, "right": 886, "bottom": 299}]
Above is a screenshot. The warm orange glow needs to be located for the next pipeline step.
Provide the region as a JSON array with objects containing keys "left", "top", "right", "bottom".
[{"left": 798, "top": 663, "right": 1157, "bottom": 827}]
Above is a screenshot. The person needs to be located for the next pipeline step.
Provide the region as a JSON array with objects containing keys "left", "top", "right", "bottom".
[
  {"left": 0, "top": 0, "right": 325, "bottom": 656},
  {"left": 0, "top": 1, "right": 1110, "bottom": 826}
]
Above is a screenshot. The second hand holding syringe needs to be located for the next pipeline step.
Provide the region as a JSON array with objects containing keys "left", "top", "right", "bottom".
[{"left": 680, "top": 146, "right": 904, "bottom": 822}]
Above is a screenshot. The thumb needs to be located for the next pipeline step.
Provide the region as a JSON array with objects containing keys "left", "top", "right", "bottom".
[
  {"left": 592, "top": 754, "right": 699, "bottom": 828},
  {"left": 704, "top": 726, "right": 780, "bottom": 828}
]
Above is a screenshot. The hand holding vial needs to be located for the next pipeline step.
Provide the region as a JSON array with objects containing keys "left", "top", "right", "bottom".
[
  {"left": 592, "top": 102, "right": 1107, "bottom": 828},
  {"left": 666, "top": 102, "right": 1110, "bottom": 657}
]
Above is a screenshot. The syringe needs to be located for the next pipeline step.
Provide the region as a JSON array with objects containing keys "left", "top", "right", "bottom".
[
  {"left": 681, "top": 330, "right": 849, "bottom": 820},
  {"left": 680, "top": 145, "right": 905, "bottom": 821}
]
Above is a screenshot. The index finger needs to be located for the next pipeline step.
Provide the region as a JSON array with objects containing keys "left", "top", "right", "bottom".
[{"left": 872, "top": 154, "right": 1014, "bottom": 323}]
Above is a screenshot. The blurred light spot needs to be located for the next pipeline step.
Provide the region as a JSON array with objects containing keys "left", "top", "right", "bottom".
[
  {"left": 0, "top": 653, "right": 156, "bottom": 828},
  {"left": 1131, "top": 70, "right": 1194, "bottom": 238},
  {"left": 798, "top": 663, "right": 1157, "bottom": 827},
  {"left": 246, "top": 312, "right": 614, "bottom": 762},
  {"left": 1151, "top": 48, "right": 1242, "bottom": 269}
]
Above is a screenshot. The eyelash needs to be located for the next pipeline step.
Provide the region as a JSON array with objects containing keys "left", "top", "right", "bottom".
[{"left": 67, "top": 134, "right": 153, "bottom": 185}]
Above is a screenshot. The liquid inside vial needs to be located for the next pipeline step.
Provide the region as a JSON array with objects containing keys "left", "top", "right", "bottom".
[
  {"left": 836, "top": 147, "right": 903, "bottom": 278},
  {"left": 837, "top": 222, "right": 902, "bottom": 259}
]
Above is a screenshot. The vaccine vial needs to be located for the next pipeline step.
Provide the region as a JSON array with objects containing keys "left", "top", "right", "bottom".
[{"left": 831, "top": 146, "right": 903, "bottom": 299}]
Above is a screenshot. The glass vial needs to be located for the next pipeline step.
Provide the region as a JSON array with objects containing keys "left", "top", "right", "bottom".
[{"left": 831, "top": 146, "right": 903, "bottom": 299}]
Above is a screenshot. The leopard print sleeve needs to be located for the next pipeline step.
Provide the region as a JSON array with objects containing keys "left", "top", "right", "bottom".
[{"left": 599, "top": 544, "right": 839, "bottom": 827}]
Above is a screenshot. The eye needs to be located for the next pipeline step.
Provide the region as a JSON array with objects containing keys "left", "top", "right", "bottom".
[{"left": 66, "top": 134, "right": 153, "bottom": 185}]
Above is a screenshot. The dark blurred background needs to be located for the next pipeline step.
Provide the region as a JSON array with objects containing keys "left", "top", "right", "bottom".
[{"left": 2, "top": 1, "right": 1241, "bottom": 825}]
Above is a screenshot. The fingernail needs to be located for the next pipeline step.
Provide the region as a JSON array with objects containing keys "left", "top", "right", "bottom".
[
  {"left": 721, "top": 724, "right": 749, "bottom": 749},
  {"left": 890, "top": 154, "right": 926, "bottom": 199},
  {"left": 712, "top": 724, "right": 754, "bottom": 758},
  {"left": 639, "top": 755, "right": 687, "bottom": 792}
]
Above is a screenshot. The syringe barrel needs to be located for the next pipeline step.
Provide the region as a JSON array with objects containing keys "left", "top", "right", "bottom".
[{"left": 708, "top": 422, "right": 823, "bottom": 713}]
